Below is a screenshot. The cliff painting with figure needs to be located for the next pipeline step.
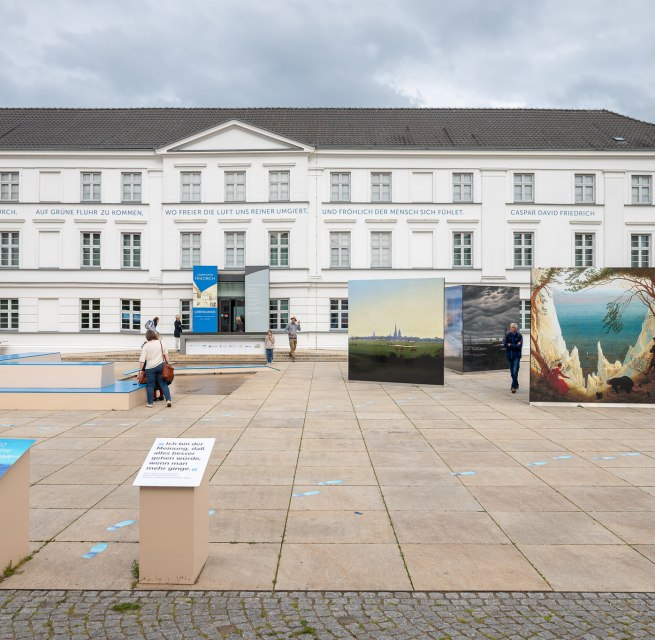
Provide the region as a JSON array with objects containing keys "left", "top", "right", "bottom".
[
  {"left": 530, "top": 268, "right": 655, "bottom": 404},
  {"left": 348, "top": 278, "right": 444, "bottom": 385}
]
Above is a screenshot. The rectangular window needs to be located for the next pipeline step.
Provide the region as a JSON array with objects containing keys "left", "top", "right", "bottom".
[
  {"left": 371, "top": 231, "right": 392, "bottom": 268},
  {"left": 81, "top": 232, "right": 101, "bottom": 268},
  {"left": 180, "top": 171, "right": 201, "bottom": 202},
  {"left": 631, "top": 234, "right": 651, "bottom": 267},
  {"left": 513, "top": 231, "right": 534, "bottom": 268},
  {"left": 180, "top": 300, "right": 193, "bottom": 331},
  {"left": 269, "top": 231, "right": 289, "bottom": 267},
  {"left": 180, "top": 232, "right": 201, "bottom": 268},
  {"left": 120, "top": 299, "right": 141, "bottom": 331},
  {"left": 574, "top": 233, "right": 595, "bottom": 267},
  {"left": 0, "top": 172, "right": 19, "bottom": 201},
  {"left": 520, "top": 300, "right": 531, "bottom": 332},
  {"left": 575, "top": 174, "right": 595, "bottom": 203},
  {"left": 225, "top": 171, "right": 246, "bottom": 202},
  {"left": 225, "top": 231, "right": 245, "bottom": 268},
  {"left": 330, "top": 231, "right": 351, "bottom": 268},
  {"left": 0, "top": 298, "right": 18, "bottom": 330},
  {"left": 269, "top": 171, "right": 290, "bottom": 202},
  {"left": 269, "top": 298, "right": 289, "bottom": 330},
  {"left": 453, "top": 173, "right": 473, "bottom": 202},
  {"left": 0, "top": 231, "right": 19, "bottom": 268},
  {"left": 453, "top": 232, "right": 473, "bottom": 267},
  {"left": 122, "top": 232, "right": 141, "bottom": 269},
  {"left": 330, "top": 172, "right": 351, "bottom": 202},
  {"left": 81, "top": 172, "right": 101, "bottom": 202},
  {"left": 330, "top": 298, "right": 348, "bottom": 330},
  {"left": 80, "top": 298, "right": 100, "bottom": 331},
  {"left": 371, "top": 172, "right": 391, "bottom": 202},
  {"left": 121, "top": 173, "right": 142, "bottom": 202},
  {"left": 514, "top": 173, "right": 534, "bottom": 203},
  {"left": 632, "top": 175, "right": 652, "bottom": 205}
]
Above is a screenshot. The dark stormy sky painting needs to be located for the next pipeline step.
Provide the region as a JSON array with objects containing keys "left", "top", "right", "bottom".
[{"left": 463, "top": 286, "right": 520, "bottom": 340}]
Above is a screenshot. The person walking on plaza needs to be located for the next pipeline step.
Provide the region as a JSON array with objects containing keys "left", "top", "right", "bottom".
[
  {"left": 139, "top": 329, "right": 172, "bottom": 408},
  {"left": 285, "top": 316, "right": 301, "bottom": 361},
  {"left": 265, "top": 329, "right": 275, "bottom": 365},
  {"left": 173, "top": 314, "right": 183, "bottom": 350},
  {"left": 503, "top": 322, "right": 523, "bottom": 393}
]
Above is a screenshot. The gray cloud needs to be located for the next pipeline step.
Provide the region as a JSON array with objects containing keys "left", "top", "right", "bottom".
[{"left": 1, "top": 0, "right": 654, "bottom": 121}]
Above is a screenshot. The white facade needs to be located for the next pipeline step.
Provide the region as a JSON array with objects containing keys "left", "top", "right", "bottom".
[{"left": 1, "top": 119, "right": 654, "bottom": 353}]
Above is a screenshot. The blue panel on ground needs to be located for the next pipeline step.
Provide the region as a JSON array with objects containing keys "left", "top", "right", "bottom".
[
  {"left": 0, "top": 380, "right": 144, "bottom": 394},
  {"left": 0, "top": 352, "right": 60, "bottom": 362}
]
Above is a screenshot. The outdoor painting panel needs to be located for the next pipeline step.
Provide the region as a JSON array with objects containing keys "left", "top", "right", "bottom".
[
  {"left": 530, "top": 267, "right": 655, "bottom": 405},
  {"left": 445, "top": 286, "right": 464, "bottom": 372},
  {"left": 348, "top": 278, "right": 445, "bottom": 385}
]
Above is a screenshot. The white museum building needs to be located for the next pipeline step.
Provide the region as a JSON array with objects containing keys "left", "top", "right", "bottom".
[{"left": 1, "top": 107, "right": 654, "bottom": 353}]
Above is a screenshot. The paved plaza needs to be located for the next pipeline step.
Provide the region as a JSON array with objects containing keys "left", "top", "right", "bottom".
[{"left": 2, "top": 361, "right": 655, "bottom": 594}]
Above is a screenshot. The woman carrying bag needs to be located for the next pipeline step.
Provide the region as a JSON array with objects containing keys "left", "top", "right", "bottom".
[{"left": 139, "top": 329, "right": 173, "bottom": 408}]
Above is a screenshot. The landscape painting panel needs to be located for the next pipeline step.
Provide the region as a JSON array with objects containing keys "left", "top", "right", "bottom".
[
  {"left": 462, "top": 286, "right": 520, "bottom": 372},
  {"left": 530, "top": 268, "right": 655, "bottom": 404},
  {"left": 348, "top": 278, "right": 445, "bottom": 385},
  {"left": 445, "top": 286, "right": 464, "bottom": 372}
]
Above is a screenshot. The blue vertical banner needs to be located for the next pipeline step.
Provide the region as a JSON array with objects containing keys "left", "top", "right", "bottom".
[{"left": 192, "top": 266, "right": 218, "bottom": 333}]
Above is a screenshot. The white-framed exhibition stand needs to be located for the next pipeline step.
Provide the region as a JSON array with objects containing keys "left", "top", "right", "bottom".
[
  {"left": 0, "top": 439, "right": 36, "bottom": 571},
  {"left": 133, "top": 438, "right": 215, "bottom": 585}
]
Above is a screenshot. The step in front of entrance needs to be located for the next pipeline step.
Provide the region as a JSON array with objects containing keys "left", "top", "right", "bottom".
[{"left": 63, "top": 350, "right": 348, "bottom": 363}]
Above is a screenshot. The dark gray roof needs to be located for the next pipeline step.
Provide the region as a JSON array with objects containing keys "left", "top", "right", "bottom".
[{"left": 0, "top": 108, "right": 654, "bottom": 152}]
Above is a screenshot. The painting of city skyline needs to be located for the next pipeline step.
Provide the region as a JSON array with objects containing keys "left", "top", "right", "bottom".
[
  {"left": 348, "top": 278, "right": 445, "bottom": 385},
  {"left": 531, "top": 268, "right": 655, "bottom": 405},
  {"left": 445, "top": 285, "right": 520, "bottom": 372}
]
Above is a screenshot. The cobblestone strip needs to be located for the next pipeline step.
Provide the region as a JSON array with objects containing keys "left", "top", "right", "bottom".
[{"left": 1, "top": 590, "right": 654, "bottom": 640}]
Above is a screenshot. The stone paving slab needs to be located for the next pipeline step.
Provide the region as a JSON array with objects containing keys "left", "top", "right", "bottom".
[
  {"left": 1, "top": 364, "right": 655, "bottom": 593},
  {"left": 1, "top": 590, "right": 654, "bottom": 639}
]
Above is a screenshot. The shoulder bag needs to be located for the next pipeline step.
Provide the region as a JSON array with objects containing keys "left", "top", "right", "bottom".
[{"left": 160, "top": 341, "right": 175, "bottom": 384}]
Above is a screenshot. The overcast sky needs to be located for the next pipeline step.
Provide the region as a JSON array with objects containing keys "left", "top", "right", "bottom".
[{"left": 1, "top": 0, "right": 654, "bottom": 121}]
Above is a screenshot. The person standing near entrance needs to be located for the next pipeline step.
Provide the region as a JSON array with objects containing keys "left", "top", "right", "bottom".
[
  {"left": 285, "top": 316, "right": 301, "bottom": 361},
  {"left": 265, "top": 330, "right": 275, "bottom": 365},
  {"left": 503, "top": 322, "right": 523, "bottom": 393},
  {"left": 173, "top": 315, "right": 183, "bottom": 350}
]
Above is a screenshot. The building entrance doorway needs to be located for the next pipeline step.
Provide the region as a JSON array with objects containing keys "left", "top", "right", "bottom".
[{"left": 219, "top": 298, "right": 246, "bottom": 332}]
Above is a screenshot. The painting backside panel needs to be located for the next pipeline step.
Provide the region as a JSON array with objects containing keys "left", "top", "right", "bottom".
[
  {"left": 348, "top": 278, "right": 445, "bottom": 385},
  {"left": 530, "top": 267, "right": 655, "bottom": 404},
  {"left": 445, "top": 286, "right": 464, "bottom": 372}
]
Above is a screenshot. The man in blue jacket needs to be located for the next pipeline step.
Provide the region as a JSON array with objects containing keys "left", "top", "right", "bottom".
[{"left": 504, "top": 322, "right": 523, "bottom": 393}]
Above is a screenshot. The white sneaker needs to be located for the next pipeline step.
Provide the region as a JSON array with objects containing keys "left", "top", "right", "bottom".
[
  {"left": 166, "top": 401, "right": 172, "bottom": 407},
  {"left": 146, "top": 404, "right": 153, "bottom": 408}
]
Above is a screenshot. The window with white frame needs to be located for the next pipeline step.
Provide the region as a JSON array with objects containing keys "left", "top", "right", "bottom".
[
  {"left": 574, "top": 233, "right": 595, "bottom": 266},
  {"left": 225, "top": 171, "right": 246, "bottom": 202},
  {"left": 269, "top": 298, "right": 289, "bottom": 330},
  {"left": 225, "top": 231, "right": 245, "bottom": 268},
  {"left": 180, "top": 172, "right": 201, "bottom": 202},
  {"left": 180, "top": 232, "right": 201, "bottom": 268},
  {"left": 80, "top": 299, "right": 100, "bottom": 330},
  {"left": 330, "top": 172, "right": 351, "bottom": 202},
  {"left": 453, "top": 173, "right": 473, "bottom": 202},
  {"left": 330, "top": 231, "right": 350, "bottom": 268},
  {"left": 269, "top": 231, "right": 289, "bottom": 267},
  {"left": 0, "top": 231, "right": 19, "bottom": 268},
  {"left": 81, "top": 172, "right": 101, "bottom": 202},
  {"left": 371, "top": 172, "right": 391, "bottom": 202},
  {"left": 121, "top": 173, "right": 142, "bottom": 202},
  {"left": 514, "top": 173, "right": 534, "bottom": 203},
  {"left": 0, "top": 172, "right": 19, "bottom": 201},
  {"left": 453, "top": 232, "right": 473, "bottom": 267},
  {"left": 180, "top": 300, "right": 193, "bottom": 331},
  {"left": 513, "top": 231, "right": 533, "bottom": 267},
  {"left": 631, "top": 234, "right": 651, "bottom": 267},
  {"left": 520, "top": 300, "right": 531, "bottom": 332},
  {"left": 121, "top": 299, "right": 141, "bottom": 331},
  {"left": 122, "top": 232, "right": 141, "bottom": 269},
  {"left": 330, "top": 299, "right": 348, "bottom": 330},
  {"left": 371, "top": 231, "right": 392, "bottom": 268},
  {"left": 81, "top": 232, "right": 101, "bottom": 268},
  {"left": 575, "top": 174, "right": 595, "bottom": 203},
  {"left": 0, "top": 298, "right": 18, "bottom": 330},
  {"left": 632, "top": 175, "right": 652, "bottom": 205},
  {"left": 269, "top": 171, "right": 290, "bottom": 201}
]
